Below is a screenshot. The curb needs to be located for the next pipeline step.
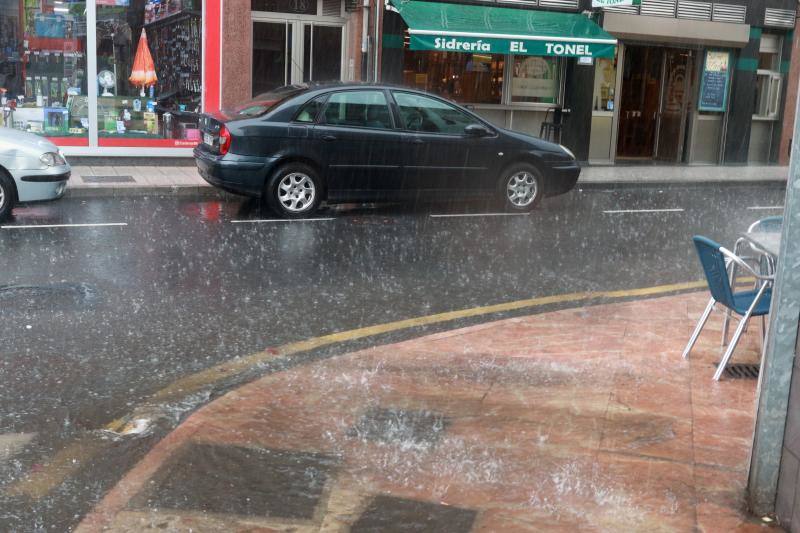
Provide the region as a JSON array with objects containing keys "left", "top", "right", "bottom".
[
  {"left": 65, "top": 185, "right": 226, "bottom": 198},
  {"left": 577, "top": 178, "right": 788, "bottom": 189},
  {"left": 63, "top": 178, "right": 789, "bottom": 199}
]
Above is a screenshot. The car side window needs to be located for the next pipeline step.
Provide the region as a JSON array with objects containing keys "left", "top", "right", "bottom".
[
  {"left": 294, "top": 96, "right": 326, "bottom": 123},
  {"left": 322, "top": 91, "right": 393, "bottom": 130},
  {"left": 393, "top": 92, "right": 476, "bottom": 135}
]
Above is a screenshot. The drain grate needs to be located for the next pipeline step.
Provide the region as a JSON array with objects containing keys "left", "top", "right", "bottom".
[
  {"left": 722, "top": 363, "right": 760, "bottom": 379},
  {"left": 131, "top": 442, "right": 337, "bottom": 519},
  {"left": 351, "top": 495, "right": 477, "bottom": 533},
  {"left": 347, "top": 407, "right": 450, "bottom": 447},
  {"left": 81, "top": 175, "right": 135, "bottom": 183}
]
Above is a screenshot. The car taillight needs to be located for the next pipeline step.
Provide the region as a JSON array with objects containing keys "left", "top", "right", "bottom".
[{"left": 219, "top": 125, "right": 232, "bottom": 155}]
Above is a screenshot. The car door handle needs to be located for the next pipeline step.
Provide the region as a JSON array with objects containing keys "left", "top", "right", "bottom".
[{"left": 321, "top": 134, "right": 337, "bottom": 141}]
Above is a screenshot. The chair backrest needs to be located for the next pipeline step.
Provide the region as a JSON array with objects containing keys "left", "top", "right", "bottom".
[
  {"left": 748, "top": 216, "right": 783, "bottom": 234},
  {"left": 693, "top": 236, "right": 735, "bottom": 309}
]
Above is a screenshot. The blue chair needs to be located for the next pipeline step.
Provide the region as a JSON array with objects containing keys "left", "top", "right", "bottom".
[
  {"left": 682, "top": 236, "right": 774, "bottom": 381},
  {"left": 722, "top": 216, "right": 782, "bottom": 346}
]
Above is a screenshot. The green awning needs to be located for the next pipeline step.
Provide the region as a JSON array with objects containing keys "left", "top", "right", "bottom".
[{"left": 389, "top": 0, "right": 617, "bottom": 58}]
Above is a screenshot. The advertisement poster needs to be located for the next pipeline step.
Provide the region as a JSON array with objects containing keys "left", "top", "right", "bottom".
[{"left": 698, "top": 50, "right": 731, "bottom": 112}]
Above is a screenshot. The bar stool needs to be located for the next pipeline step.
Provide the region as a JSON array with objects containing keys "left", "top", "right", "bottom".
[{"left": 539, "top": 107, "right": 564, "bottom": 143}]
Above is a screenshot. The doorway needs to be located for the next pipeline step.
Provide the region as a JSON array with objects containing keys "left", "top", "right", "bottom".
[
  {"left": 616, "top": 45, "right": 693, "bottom": 162},
  {"left": 252, "top": 15, "right": 346, "bottom": 96}
]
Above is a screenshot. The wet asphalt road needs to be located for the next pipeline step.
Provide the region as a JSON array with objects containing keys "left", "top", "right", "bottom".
[{"left": 0, "top": 183, "right": 787, "bottom": 530}]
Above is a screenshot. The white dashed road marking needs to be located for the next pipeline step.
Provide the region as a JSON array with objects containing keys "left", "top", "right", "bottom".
[
  {"left": 231, "top": 218, "right": 336, "bottom": 223},
  {"left": 1, "top": 223, "right": 127, "bottom": 229},
  {"left": 429, "top": 212, "right": 531, "bottom": 218},
  {"left": 603, "top": 209, "right": 684, "bottom": 214}
]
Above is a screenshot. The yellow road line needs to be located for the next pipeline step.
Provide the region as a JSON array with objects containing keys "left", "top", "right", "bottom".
[
  {"left": 119, "top": 279, "right": 707, "bottom": 418},
  {"left": 11, "top": 280, "right": 706, "bottom": 498},
  {"left": 6, "top": 436, "right": 106, "bottom": 500}
]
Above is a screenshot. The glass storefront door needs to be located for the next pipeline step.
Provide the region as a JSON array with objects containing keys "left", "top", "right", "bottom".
[
  {"left": 655, "top": 49, "right": 692, "bottom": 162},
  {"left": 616, "top": 46, "right": 662, "bottom": 159},
  {"left": 252, "top": 13, "right": 344, "bottom": 96}
]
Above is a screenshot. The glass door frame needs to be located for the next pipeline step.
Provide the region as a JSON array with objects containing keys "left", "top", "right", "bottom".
[{"left": 251, "top": 9, "right": 347, "bottom": 91}]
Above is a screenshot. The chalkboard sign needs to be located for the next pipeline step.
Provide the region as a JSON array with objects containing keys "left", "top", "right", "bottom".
[{"left": 698, "top": 50, "right": 731, "bottom": 112}]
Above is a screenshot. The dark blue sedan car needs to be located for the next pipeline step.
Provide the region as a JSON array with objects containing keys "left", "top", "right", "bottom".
[{"left": 194, "top": 83, "right": 580, "bottom": 217}]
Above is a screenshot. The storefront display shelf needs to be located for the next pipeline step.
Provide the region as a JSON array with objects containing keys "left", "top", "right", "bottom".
[{"left": 144, "top": 9, "right": 200, "bottom": 29}]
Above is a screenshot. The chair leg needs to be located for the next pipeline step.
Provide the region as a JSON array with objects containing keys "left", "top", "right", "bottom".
[
  {"left": 721, "top": 310, "right": 731, "bottom": 346},
  {"left": 713, "top": 284, "right": 769, "bottom": 381},
  {"left": 683, "top": 298, "right": 715, "bottom": 359}
]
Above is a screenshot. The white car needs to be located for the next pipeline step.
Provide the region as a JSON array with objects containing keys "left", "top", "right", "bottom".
[{"left": 0, "top": 127, "right": 71, "bottom": 220}]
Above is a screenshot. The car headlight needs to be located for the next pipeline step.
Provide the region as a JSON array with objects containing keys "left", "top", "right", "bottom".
[
  {"left": 559, "top": 144, "right": 576, "bottom": 160},
  {"left": 40, "top": 152, "right": 66, "bottom": 167}
]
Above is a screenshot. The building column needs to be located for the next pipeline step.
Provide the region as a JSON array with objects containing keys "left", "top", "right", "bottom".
[
  {"left": 220, "top": 0, "right": 252, "bottom": 109},
  {"left": 723, "top": 28, "right": 760, "bottom": 164},
  {"left": 560, "top": 58, "right": 594, "bottom": 162}
]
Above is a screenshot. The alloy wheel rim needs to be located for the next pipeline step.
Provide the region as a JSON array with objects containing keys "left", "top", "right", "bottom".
[
  {"left": 506, "top": 171, "right": 537, "bottom": 207},
  {"left": 277, "top": 173, "right": 316, "bottom": 212},
  {"left": 0, "top": 182, "right": 5, "bottom": 211}
]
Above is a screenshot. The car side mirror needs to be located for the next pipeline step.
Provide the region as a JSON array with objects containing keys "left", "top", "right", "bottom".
[{"left": 464, "top": 124, "right": 491, "bottom": 137}]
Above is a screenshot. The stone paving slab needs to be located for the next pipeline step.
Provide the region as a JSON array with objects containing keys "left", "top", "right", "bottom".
[{"left": 76, "top": 292, "right": 778, "bottom": 532}]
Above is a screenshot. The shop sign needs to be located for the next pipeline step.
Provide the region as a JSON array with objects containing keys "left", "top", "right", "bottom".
[
  {"left": 591, "top": 0, "right": 641, "bottom": 7},
  {"left": 411, "top": 35, "right": 616, "bottom": 58}
]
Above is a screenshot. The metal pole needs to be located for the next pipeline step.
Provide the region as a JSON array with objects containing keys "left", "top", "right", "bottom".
[
  {"left": 747, "top": 78, "right": 800, "bottom": 515},
  {"left": 87, "top": 0, "right": 98, "bottom": 147}
]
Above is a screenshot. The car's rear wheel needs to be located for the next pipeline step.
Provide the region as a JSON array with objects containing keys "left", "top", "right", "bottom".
[
  {"left": 499, "top": 163, "right": 543, "bottom": 212},
  {"left": 264, "top": 163, "right": 324, "bottom": 218},
  {"left": 0, "top": 170, "right": 15, "bottom": 221}
]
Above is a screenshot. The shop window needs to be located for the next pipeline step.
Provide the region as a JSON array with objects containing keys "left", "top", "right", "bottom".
[
  {"left": 0, "top": 0, "right": 88, "bottom": 138},
  {"left": 253, "top": 21, "right": 291, "bottom": 95},
  {"left": 402, "top": 50, "right": 504, "bottom": 105},
  {"left": 96, "top": 0, "right": 203, "bottom": 143},
  {"left": 510, "top": 55, "right": 560, "bottom": 105},
  {"left": 592, "top": 57, "right": 616, "bottom": 112},
  {"left": 754, "top": 34, "right": 783, "bottom": 120},
  {"left": 393, "top": 91, "right": 475, "bottom": 134},
  {"left": 302, "top": 24, "right": 342, "bottom": 83},
  {"left": 322, "top": 90, "right": 392, "bottom": 129}
]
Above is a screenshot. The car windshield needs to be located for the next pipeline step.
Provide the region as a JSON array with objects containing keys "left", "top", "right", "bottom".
[{"left": 227, "top": 85, "right": 309, "bottom": 117}]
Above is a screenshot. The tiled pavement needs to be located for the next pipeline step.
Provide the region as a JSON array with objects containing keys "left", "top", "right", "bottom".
[
  {"left": 65, "top": 165, "right": 212, "bottom": 197},
  {"left": 76, "top": 292, "right": 776, "bottom": 532},
  {"left": 61, "top": 164, "right": 789, "bottom": 198}
]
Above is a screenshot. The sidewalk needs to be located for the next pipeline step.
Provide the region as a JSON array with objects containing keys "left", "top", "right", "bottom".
[
  {"left": 63, "top": 163, "right": 788, "bottom": 197},
  {"left": 75, "top": 292, "right": 773, "bottom": 532}
]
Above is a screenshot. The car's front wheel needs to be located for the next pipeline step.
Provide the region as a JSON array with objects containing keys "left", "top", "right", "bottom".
[
  {"left": 499, "top": 163, "right": 543, "bottom": 212},
  {"left": 0, "top": 170, "right": 15, "bottom": 221},
  {"left": 264, "top": 163, "right": 324, "bottom": 218}
]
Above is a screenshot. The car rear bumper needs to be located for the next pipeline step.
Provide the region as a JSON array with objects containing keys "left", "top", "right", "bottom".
[
  {"left": 194, "top": 146, "right": 272, "bottom": 197},
  {"left": 12, "top": 165, "right": 71, "bottom": 202},
  {"left": 545, "top": 163, "right": 581, "bottom": 197}
]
